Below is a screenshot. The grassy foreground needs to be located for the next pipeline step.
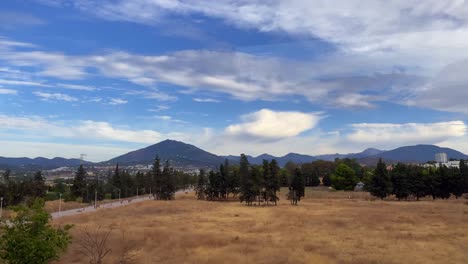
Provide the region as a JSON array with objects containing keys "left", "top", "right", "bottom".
[{"left": 53, "top": 189, "right": 468, "bottom": 264}]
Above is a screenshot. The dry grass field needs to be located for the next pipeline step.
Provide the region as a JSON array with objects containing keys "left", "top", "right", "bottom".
[{"left": 53, "top": 189, "right": 468, "bottom": 264}]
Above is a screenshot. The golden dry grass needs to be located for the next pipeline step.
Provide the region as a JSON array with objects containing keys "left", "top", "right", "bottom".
[{"left": 53, "top": 190, "right": 468, "bottom": 264}]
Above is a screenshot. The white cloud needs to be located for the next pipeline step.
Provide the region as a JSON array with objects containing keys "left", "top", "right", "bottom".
[
  {"left": 0, "top": 88, "right": 17, "bottom": 95},
  {"left": 0, "top": 140, "right": 133, "bottom": 162},
  {"left": 0, "top": 78, "right": 49, "bottom": 87},
  {"left": 148, "top": 105, "right": 170, "bottom": 112},
  {"left": 52, "top": 1, "right": 468, "bottom": 58},
  {"left": 193, "top": 98, "right": 220, "bottom": 103},
  {"left": 58, "top": 83, "right": 96, "bottom": 91},
  {"left": 0, "top": 114, "right": 164, "bottom": 144},
  {"left": 406, "top": 59, "right": 468, "bottom": 113},
  {"left": 0, "top": 37, "right": 416, "bottom": 109},
  {"left": 33, "top": 91, "right": 78, "bottom": 102},
  {"left": 125, "top": 89, "right": 177, "bottom": 101},
  {"left": 347, "top": 121, "right": 467, "bottom": 148},
  {"left": 225, "top": 109, "right": 323, "bottom": 141},
  {"left": 29, "top": 1, "right": 468, "bottom": 113},
  {"left": 108, "top": 98, "right": 128, "bottom": 105},
  {"left": 153, "top": 115, "right": 187, "bottom": 123}
]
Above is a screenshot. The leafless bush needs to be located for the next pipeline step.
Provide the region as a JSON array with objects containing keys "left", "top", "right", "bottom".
[
  {"left": 76, "top": 226, "right": 112, "bottom": 264},
  {"left": 117, "top": 230, "right": 137, "bottom": 264}
]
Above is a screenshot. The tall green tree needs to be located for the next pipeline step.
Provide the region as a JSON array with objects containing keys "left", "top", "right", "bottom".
[
  {"left": 331, "top": 164, "right": 358, "bottom": 191},
  {"left": 267, "top": 159, "right": 281, "bottom": 205},
  {"left": 322, "top": 174, "right": 332, "bottom": 187},
  {"left": 195, "top": 169, "right": 207, "bottom": 200},
  {"left": 71, "top": 165, "right": 87, "bottom": 202},
  {"left": 152, "top": 156, "right": 162, "bottom": 199},
  {"left": 159, "top": 160, "right": 176, "bottom": 200},
  {"left": 459, "top": 159, "right": 468, "bottom": 193},
  {"left": 391, "top": 163, "right": 410, "bottom": 200},
  {"left": 1, "top": 169, "right": 10, "bottom": 183},
  {"left": 0, "top": 199, "right": 72, "bottom": 264},
  {"left": 31, "top": 171, "right": 47, "bottom": 198},
  {"left": 368, "top": 159, "right": 392, "bottom": 199},
  {"left": 289, "top": 168, "right": 305, "bottom": 205},
  {"left": 239, "top": 154, "right": 256, "bottom": 205}
]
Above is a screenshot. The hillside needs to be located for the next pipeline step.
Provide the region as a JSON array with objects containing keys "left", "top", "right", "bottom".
[
  {"left": 2, "top": 141, "right": 468, "bottom": 170},
  {"left": 369, "top": 144, "right": 468, "bottom": 163},
  {"left": 0, "top": 157, "right": 90, "bottom": 170},
  {"left": 104, "top": 139, "right": 225, "bottom": 169}
]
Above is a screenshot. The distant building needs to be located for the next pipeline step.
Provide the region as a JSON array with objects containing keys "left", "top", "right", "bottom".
[
  {"left": 435, "top": 153, "right": 448, "bottom": 163},
  {"left": 354, "top": 182, "right": 365, "bottom": 192}
]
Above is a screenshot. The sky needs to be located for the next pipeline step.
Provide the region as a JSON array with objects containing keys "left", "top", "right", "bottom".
[{"left": 1, "top": 0, "right": 468, "bottom": 162}]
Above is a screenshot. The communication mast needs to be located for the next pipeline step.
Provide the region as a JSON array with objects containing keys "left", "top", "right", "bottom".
[{"left": 80, "top": 154, "right": 87, "bottom": 165}]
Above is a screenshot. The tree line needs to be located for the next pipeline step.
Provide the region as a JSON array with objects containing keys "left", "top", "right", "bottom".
[
  {"left": 0, "top": 156, "right": 196, "bottom": 207},
  {"left": 70, "top": 157, "right": 192, "bottom": 203},
  {"left": 0, "top": 170, "right": 48, "bottom": 207},
  {"left": 195, "top": 154, "right": 306, "bottom": 205},
  {"left": 367, "top": 159, "right": 468, "bottom": 200}
]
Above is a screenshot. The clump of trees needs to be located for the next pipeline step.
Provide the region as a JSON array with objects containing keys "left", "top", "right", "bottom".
[
  {"left": 196, "top": 155, "right": 303, "bottom": 205},
  {"left": 67, "top": 156, "right": 192, "bottom": 203},
  {"left": 0, "top": 199, "right": 72, "bottom": 264},
  {"left": 196, "top": 159, "right": 240, "bottom": 201},
  {"left": 0, "top": 170, "right": 48, "bottom": 207},
  {"left": 366, "top": 159, "right": 468, "bottom": 200}
]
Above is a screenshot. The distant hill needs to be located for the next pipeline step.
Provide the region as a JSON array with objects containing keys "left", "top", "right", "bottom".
[
  {"left": 222, "top": 153, "right": 315, "bottom": 167},
  {"left": 367, "top": 145, "right": 468, "bottom": 164},
  {"left": 315, "top": 148, "right": 384, "bottom": 161},
  {"left": 104, "top": 139, "right": 225, "bottom": 169},
  {"left": 2, "top": 141, "right": 467, "bottom": 171},
  {"left": 0, "top": 157, "right": 90, "bottom": 170}
]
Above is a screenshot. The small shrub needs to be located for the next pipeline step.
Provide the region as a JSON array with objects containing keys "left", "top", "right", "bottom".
[
  {"left": 46, "top": 192, "right": 60, "bottom": 201},
  {"left": 0, "top": 199, "right": 72, "bottom": 264},
  {"left": 63, "top": 192, "right": 75, "bottom": 202}
]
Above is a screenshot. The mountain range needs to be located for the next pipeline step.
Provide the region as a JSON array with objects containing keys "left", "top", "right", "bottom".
[{"left": 1, "top": 139, "right": 468, "bottom": 170}]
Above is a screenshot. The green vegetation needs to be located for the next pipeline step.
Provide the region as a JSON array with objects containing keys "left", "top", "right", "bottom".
[{"left": 0, "top": 199, "right": 72, "bottom": 264}]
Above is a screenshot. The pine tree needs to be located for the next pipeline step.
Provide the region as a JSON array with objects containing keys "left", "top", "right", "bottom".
[
  {"left": 459, "top": 159, "right": 468, "bottom": 193},
  {"left": 111, "top": 164, "right": 122, "bottom": 198},
  {"left": 159, "top": 160, "right": 176, "bottom": 200},
  {"left": 368, "top": 159, "right": 391, "bottom": 199},
  {"left": 289, "top": 168, "right": 305, "bottom": 205},
  {"left": 267, "top": 159, "right": 280, "bottom": 205},
  {"left": 219, "top": 162, "right": 228, "bottom": 200},
  {"left": 239, "top": 154, "right": 255, "bottom": 205},
  {"left": 435, "top": 165, "right": 451, "bottom": 199},
  {"left": 279, "top": 169, "right": 289, "bottom": 187},
  {"left": 31, "top": 171, "right": 47, "bottom": 198},
  {"left": 322, "top": 174, "right": 332, "bottom": 187},
  {"left": 391, "top": 163, "right": 410, "bottom": 200},
  {"left": 71, "top": 165, "right": 87, "bottom": 202},
  {"left": 261, "top": 160, "right": 269, "bottom": 204},
  {"left": 152, "top": 156, "right": 162, "bottom": 199},
  {"left": 195, "top": 169, "right": 207, "bottom": 200}
]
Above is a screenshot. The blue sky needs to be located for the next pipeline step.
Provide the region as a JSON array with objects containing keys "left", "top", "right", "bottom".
[{"left": 1, "top": 0, "right": 467, "bottom": 161}]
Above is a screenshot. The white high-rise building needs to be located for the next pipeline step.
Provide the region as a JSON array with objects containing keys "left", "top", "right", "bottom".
[{"left": 435, "top": 153, "right": 448, "bottom": 163}]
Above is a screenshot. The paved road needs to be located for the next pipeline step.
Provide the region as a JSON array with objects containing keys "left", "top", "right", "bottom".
[
  {"left": 51, "top": 190, "right": 190, "bottom": 219},
  {"left": 51, "top": 196, "right": 152, "bottom": 219}
]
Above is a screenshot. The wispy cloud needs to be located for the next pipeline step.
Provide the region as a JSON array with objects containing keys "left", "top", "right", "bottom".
[
  {"left": 193, "top": 98, "right": 220, "bottom": 103},
  {"left": 108, "top": 98, "right": 128, "bottom": 105},
  {"left": 0, "top": 88, "right": 17, "bottom": 95},
  {"left": 347, "top": 121, "right": 467, "bottom": 148},
  {"left": 225, "top": 109, "right": 323, "bottom": 141},
  {"left": 0, "top": 78, "right": 49, "bottom": 87},
  {"left": 58, "top": 83, "right": 96, "bottom": 91},
  {"left": 33, "top": 91, "right": 78, "bottom": 102},
  {"left": 148, "top": 105, "right": 170, "bottom": 112}
]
